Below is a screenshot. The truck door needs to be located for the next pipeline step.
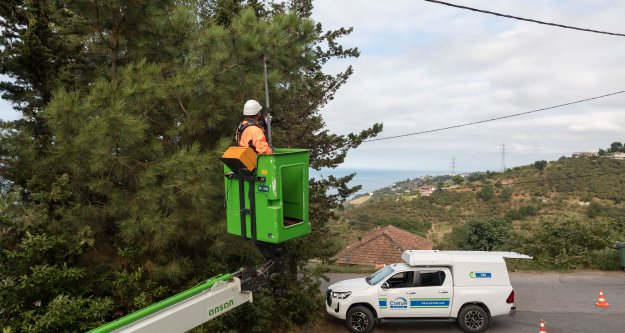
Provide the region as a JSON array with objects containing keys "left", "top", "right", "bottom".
[
  {"left": 378, "top": 269, "right": 419, "bottom": 318},
  {"left": 413, "top": 268, "right": 453, "bottom": 317}
]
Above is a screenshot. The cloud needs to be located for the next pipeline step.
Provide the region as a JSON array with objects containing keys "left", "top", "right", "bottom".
[{"left": 313, "top": 0, "right": 625, "bottom": 171}]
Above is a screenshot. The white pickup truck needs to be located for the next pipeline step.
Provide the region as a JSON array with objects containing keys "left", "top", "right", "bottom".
[{"left": 326, "top": 250, "right": 532, "bottom": 333}]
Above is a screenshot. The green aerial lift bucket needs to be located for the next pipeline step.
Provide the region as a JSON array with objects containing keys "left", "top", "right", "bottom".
[{"left": 223, "top": 148, "right": 310, "bottom": 243}]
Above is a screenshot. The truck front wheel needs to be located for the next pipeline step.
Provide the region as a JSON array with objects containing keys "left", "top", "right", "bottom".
[
  {"left": 346, "top": 305, "right": 376, "bottom": 333},
  {"left": 458, "top": 304, "right": 490, "bottom": 333}
]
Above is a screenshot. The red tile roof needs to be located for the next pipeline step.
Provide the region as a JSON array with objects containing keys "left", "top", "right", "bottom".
[{"left": 334, "top": 225, "right": 433, "bottom": 266}]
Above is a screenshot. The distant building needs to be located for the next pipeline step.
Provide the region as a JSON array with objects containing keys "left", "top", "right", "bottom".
[
  {"left": 572, "top": 152, "right": 596, "bottom": 158},
  {"left": 419, "top": 185, "right": 436, "bottom": 197},
  {"left": 334, "top": 225, "right": 433, "bottom": 267},
  {"left": 609, "top": 152, "right": 625, "bottom": 160}
]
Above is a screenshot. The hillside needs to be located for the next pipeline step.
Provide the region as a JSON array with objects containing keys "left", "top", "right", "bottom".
[{"left": 333, "top": 155, "right": 625, "bottom": 270}]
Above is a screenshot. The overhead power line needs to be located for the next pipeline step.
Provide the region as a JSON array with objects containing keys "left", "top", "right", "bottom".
[
  {"left": 423, "top": 0, "right": 625, "bottom": 37},
  {"left": 364, "top": 90, "right": 625, "bottom": 142}
]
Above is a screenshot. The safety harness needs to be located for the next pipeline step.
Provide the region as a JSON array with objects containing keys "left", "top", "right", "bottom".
[{"left": 235, "top": 118, "right": 266, "bottom": 153}]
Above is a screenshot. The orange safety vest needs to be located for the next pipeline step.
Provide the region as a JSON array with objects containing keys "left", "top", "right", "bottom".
[{"left": 235, "top": 119, "right": 273, "bottom": 154}]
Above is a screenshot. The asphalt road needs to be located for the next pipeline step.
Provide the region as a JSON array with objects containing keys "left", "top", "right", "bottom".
[{"left": 319, "top": 271, "right": 625, "bottom": 333}]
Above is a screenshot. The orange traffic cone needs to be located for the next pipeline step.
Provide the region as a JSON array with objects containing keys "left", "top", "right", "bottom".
[
  {"left": 595, "top": 289, "right": 610, "bottom": 307},
  {"left": 539, "top": 319, "right": 547, "bottom": 333}
]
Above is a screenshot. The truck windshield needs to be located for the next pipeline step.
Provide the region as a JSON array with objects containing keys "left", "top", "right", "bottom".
[{"left": 366, "top": 266, "right": 395, "bottom": 285}]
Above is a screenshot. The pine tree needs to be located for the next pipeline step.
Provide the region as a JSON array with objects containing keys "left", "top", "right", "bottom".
[
  {"left": 1, "top": 1, "right": 382, "bottom": 331},
  {"left": 0, "top": 1, "right": 76, "bottom": 119},
  {"left": 0, "top": 0, "right": 90, "bottom": 167}
]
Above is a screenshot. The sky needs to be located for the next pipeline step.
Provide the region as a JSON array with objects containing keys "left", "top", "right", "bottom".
[
  {"left": 2, "top": 1, "right": 625, "bottom": 173},
  {"left": 0, "top": 75, "right": 17, "bottom": 121},
  {"left": 310, "top": 0, "right": 625, "bottom": 172}
]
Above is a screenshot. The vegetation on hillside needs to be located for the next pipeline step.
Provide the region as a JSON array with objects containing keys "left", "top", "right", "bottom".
[{"left": 337, "top": 153, "right": 625, "bottom": 270}]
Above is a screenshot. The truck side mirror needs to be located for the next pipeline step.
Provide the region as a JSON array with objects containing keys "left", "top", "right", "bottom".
[{"left": 381, "top": 282, "right": 390, "bottom": 289}]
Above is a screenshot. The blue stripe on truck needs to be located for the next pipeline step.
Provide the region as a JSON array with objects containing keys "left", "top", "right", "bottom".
[{"left": 410, "top": 298, "right": 450, "bottom": 308}]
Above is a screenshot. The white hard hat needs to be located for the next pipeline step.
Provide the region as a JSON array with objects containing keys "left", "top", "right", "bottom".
[{"left": 243, "top": 100, "right": 262, "bottom": 116}]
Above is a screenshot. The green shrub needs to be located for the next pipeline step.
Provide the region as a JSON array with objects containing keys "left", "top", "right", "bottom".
[
  {"left": 478, "top": 185, "right": 494, "bottom": 201},
  {"left": 589, "top": 249, "right": 621, "bottom": 270},
  {"left": 587, "top": 201, "right": 603, "bottom": 218},
  {"left": 500, "top": 187, "right": 512, "bottom": 202},
  {"left": 505, "top": 205, "right": 538, "bottom": 221},
  {"left": 505, "top": 209, "right": 522, "bottom": 221},
  {"left": 534, "top": 160, "right": 548, "bottom": 171},
  {"left": 520, "top": 219, "right": 612, "bottom": 269},
  {"left": 461, "top": 218, "right": 511, "bottom": 251},
  {"left": 519, "top": 205, "right": 539, "bottom": 217}
]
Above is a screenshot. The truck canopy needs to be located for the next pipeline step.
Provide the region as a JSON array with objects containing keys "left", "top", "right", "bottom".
[{"left": 401, "top": 250, "right": 533, "bottom": 287}]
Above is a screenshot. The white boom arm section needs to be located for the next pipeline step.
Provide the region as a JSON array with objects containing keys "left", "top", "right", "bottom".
[
  {"left": 402, "top": 250, "right": 533, "bottom": 266},
  {"left": 113, "top": 278, "right": 252, "bottom": 333}
]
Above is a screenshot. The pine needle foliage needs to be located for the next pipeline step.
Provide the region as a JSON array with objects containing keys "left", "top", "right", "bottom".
[{"left": 1, "top": 1, "right": 381, "bottom": 331}]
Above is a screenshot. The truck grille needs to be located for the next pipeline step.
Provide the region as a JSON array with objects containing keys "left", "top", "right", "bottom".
[{"left": 326, "top": 289, "right": 332, "bottom": 306}]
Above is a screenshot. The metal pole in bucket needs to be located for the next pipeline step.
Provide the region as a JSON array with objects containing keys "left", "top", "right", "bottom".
[{"left": 262, "top": 55, "right": 273, "bottom": 148}]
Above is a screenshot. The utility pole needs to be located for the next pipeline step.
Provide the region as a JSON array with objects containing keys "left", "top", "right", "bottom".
[
  {"left": 451, "top": 157, "right": 456, "bottom": 175},
  {"left": 500, "top": 143, "right": 506, "bottom": 172}
]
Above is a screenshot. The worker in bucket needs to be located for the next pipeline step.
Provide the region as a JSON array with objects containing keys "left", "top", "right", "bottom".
[{"left": 235, "top": 99, "right": 273, "bottom": 154}]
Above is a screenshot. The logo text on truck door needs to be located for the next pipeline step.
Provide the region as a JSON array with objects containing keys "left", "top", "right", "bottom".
[
  {"left": 389, "top": 297, "right": 408, "bottom": 309},
  {"left": 469, "top": 271, "right": 492, "bottom": 278}
]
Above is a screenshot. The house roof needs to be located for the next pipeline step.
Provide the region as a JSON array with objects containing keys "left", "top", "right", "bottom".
[{"left": 334, "top": 225, "right": 433, "bottom": 266}]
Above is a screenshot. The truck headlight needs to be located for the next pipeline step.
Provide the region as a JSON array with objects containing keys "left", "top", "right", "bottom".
[{"left": 332, "top": 291, "right": 351, "bottom": 299}]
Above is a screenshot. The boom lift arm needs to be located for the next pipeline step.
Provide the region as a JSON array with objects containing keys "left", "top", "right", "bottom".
[
  {"left": 90, "top": 273, "right": 251, "bottom": 333},
  {"left": 88, "top": 251, "right": 285, "bottom": 333}
]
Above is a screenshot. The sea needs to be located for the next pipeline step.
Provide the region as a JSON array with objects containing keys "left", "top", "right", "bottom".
[{"left": 311, "top": 168, "right": 446, "bottom": 196}]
